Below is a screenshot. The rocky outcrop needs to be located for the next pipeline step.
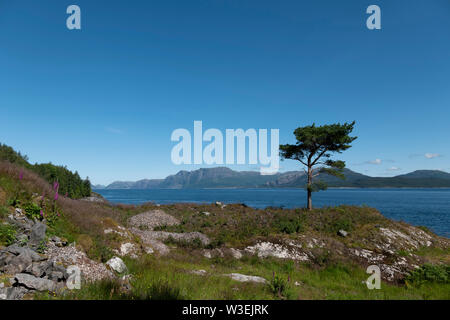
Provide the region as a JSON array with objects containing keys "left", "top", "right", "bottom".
[
  {"left": 46, "top": 242, "right": 114, "bottom": 283},
  {"left": 0, "top": 210, "right": 114, "bottom": 300},
  {"left": 128, "top": 210, "right": 210, "bottom": 254},
  {"left": 129, "top": 210, "right": 180, "bottom": 230},
  {"left": 245, "top": 241, "right": 310, "bottom": 261},
  {"left": 14, "top": 273, "right": 57, "bottom": 291}
]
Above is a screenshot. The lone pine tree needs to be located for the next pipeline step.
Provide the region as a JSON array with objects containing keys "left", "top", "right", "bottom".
[{"left": 280, "top": 122, "right": 357, "bottom": 210}]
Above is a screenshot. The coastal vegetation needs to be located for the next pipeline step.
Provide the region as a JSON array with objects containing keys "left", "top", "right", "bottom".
[
  {"left": 0, "top": 143, "right": 91, "bottom": 199},
  {"left": 0, "top": 145, "right": 449, "bottom": 300}
]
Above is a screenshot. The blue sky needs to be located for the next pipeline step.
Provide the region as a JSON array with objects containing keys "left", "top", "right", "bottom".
[{"left": 1, "top": 0, "right": 449, "bottom": 185}]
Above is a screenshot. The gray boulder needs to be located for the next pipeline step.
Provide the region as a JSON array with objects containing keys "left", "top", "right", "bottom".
[
  {"left": 0, "top": 286, "right": 29, "bottom": 300},
  {"left": 25, "top": 260, "right": 54, "bottom": 278},
  {"left": 0, "top": 251, "right": 14, "bottom": 269},
  {"left": 106, "top": 257, "right": 128, "bottom": 274},
  {"left": 14, "top": 273, "right": 57, "bottom": 291},
  {"left": 4, "top": 251, "right": 33, "bottom": 274},
  {"left": 6, "top": 245, "right": 46, "bottom": 262},
  {"left": 7, "top": 215, "right": 34, "bottom": 231},
  {"left": 30, "top": 222, "right": 46, "bottom": 247}
]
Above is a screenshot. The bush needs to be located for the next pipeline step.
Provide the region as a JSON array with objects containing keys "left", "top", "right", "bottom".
[
  {"left": 0, "top": 223, "right": 16, "bottom": 246},
  {"left": 406, "top": 264, "right": 449, "bottom": 286},
  {"left": 23, "top": 202, "right": 43, "bottom": 221},
  {"left": 274, "top": 216, "right": 304, "bottom": 234},
  {"left": 331, "top": 217, "right": 353, "bottom": 233}
]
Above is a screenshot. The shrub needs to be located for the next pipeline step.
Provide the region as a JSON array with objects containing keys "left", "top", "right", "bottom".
[
  {"left": 23, "top": 202, "right": 43, "bottom": 221},
  {"left": 274, "top": 216, "right": 304, "bottom": 234},
  {"left": 0, "top": 223, "right": 17, "bottom": 246},
  {"left": 406, "top": 264, "right": 449, "bottom": 286},
  {"left": 331, "top": 217, "right": 353, "bottom": 233},
  {"left": 310, "top": 248, "right": 335, "bottom": 267},
  {"left": 36, "top": 239, "right": 47, "bottom": 254}
]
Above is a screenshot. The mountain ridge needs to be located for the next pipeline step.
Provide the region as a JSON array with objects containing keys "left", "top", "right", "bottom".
[{"left": 94, "top": 167, "right": 450, "bottom": 189}]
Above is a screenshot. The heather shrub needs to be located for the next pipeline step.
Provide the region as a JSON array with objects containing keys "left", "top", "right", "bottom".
[
  {"left": 274, "top": 215, "right": 304, "bottom": 234},
  {"left": 406, "top": 264, "right": 450, "bottom": 285}
]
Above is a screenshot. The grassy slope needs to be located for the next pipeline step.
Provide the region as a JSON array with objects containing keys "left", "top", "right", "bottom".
[{"left": 1, "top": 161, "right": 449, "bottom": 300}]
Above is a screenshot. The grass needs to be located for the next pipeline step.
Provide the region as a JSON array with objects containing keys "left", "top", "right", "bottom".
[{"left": 38, "top": 252, "right": 450, "bottom": 300}]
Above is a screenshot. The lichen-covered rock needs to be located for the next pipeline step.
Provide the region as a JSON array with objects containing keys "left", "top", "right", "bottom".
[
  {"left": 229, "top": 248, "right": 243, "bottom": 259},
  {"left": 106, "top": 257, "right": 127, "bottom": 274},
  {"left": 224, "top": 273, "right": 267, "bottom": 284},
  {"left": 245, "top": 241, "right": 309, "bottom": 261},
  {"left": 114, "top": 242, "right": 139, "bottom": 258}
]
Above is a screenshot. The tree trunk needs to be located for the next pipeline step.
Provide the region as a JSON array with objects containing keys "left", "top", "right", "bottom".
[{"left": 307, "top": 164, "right": 313, "bottom": 210}]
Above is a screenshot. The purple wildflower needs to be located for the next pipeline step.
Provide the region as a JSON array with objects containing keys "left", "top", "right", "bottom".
[
  {"left": 54, "top": 192, "right": 59, "bottom": 201},
  {"left": 53, "top": 181, "right": 59, "bottom": 191},
  {"left": 40, "top": 210, "right": 44, "bottom": 218},
  {"left": 19, "top": 170, "right": 23, "bottom": 180}
]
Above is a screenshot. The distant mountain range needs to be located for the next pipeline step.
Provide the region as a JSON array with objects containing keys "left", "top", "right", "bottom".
[{"left": 93, "top": 167, "right": 450, "bottom": 189}]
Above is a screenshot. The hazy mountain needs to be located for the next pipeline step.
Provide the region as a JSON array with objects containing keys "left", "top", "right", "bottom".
[
  {"left": 92, "top": 168, "right": 450, "bottom": 189},
  {"left": 133, "top": 179, "right": 165, "bottom": 189},
  {"left": 395, "top": 170, "right": 450, "bottom": 180},
  {"left": 104, "top": 181, "right": 137, "bottom": 189},
  {"left": 158, "top": 167, "right": 282, "bottom": 189}
]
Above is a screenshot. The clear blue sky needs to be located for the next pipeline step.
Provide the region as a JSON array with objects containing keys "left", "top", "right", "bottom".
[{"left": 1, "top": 0, "right": 449, "bottom": 185}]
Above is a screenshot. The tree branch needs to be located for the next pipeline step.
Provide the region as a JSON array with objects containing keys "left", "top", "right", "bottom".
[{"left": 311, "top": 148, "right": 328, "bottom": 166}]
